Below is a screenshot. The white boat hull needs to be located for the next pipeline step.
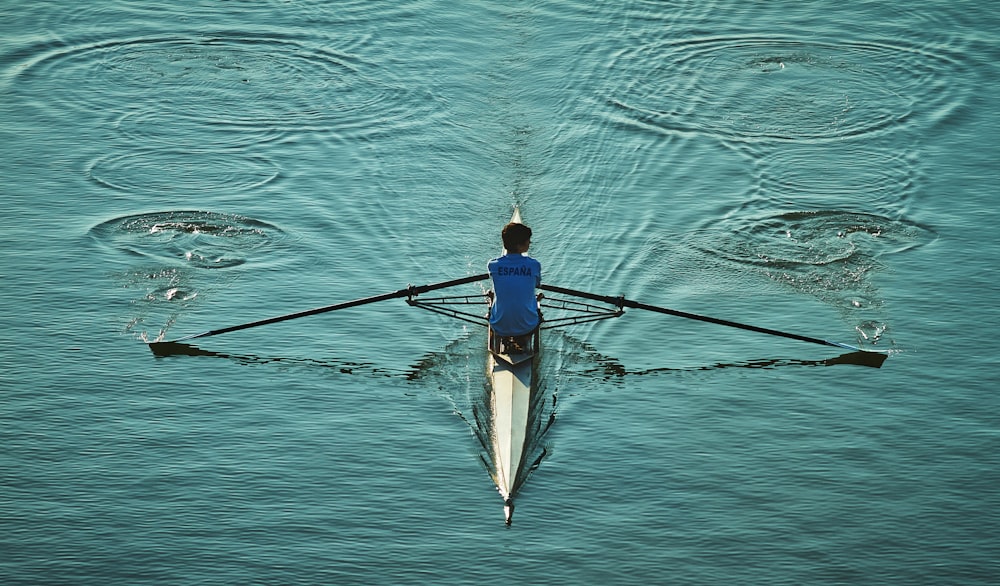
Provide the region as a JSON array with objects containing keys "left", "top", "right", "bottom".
[{"left": 488, "top": 352, "right": 533, "bottom": 505}]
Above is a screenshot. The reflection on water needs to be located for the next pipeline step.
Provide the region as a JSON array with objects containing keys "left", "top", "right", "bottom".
[
  {"left": 584, "top": 350, "right": 887, "bottom": 376},
  {"left": 151, "top": 330, "right": 888, "bottom": 373},
  {"left": 148, "top": 340, "right": 407, "bottom": 376}
]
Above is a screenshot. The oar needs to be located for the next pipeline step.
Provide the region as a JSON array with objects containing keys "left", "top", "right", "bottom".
[
  {"left": 539, "top": 283, "right": 888, "bottom": 368},
  {"left": 149, "top": 273, "right": 490, "bottom": 353}
]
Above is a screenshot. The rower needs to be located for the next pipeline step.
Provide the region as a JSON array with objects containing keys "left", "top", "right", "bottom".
[{"left": 487, "top": 220, "right": 541, "bottom": 354}]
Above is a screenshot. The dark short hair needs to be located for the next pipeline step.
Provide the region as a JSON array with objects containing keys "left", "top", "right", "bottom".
[{"left": 502, "top": 222, "right": 532, "bottom": 250}]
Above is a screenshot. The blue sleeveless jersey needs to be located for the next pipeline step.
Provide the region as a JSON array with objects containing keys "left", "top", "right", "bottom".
[{"left": 488, "top": 253, "right": 541, "bottom": 336}]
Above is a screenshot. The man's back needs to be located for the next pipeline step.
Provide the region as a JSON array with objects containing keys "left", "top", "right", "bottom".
[{"left": 488, "top": 253, "right": 541, "bottom": 336}]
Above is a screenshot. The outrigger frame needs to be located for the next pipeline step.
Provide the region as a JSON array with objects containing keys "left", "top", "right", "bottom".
[{"left": 404, "top": 290, "right": 625, "bottom": 331}]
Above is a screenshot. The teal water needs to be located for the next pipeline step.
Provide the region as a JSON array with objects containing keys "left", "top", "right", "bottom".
[{"left": 3, "top": 1, "right": 998, "bottom": 584}]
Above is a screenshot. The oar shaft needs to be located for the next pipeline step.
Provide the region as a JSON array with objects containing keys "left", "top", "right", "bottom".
[
  {"left": 176, "top": 273, "right": 489, "bottom": 342},
  {"left": 623, "top": 299, "right": 834, "bottom": 348},
  {"left": 538, "top": 283, "right": 856, "bottom": 352}
]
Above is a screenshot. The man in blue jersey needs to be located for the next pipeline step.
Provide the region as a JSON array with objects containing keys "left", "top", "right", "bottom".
[{"left": 488, "top": 221, "right": 541, "bottom": 339}]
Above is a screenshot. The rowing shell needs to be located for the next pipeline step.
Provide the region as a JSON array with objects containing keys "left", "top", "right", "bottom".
[{"left": 486, "top": 207, "right": 538, "bottom": 524}]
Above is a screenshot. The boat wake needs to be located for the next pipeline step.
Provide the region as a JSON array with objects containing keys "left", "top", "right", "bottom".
[{"left": 396, "top": 332, "right": 556, "bottom": 524}]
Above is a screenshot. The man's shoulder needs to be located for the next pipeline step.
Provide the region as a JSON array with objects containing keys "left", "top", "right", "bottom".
[{"left": 489, "top": 254, "right": 540, "bottom": 267}]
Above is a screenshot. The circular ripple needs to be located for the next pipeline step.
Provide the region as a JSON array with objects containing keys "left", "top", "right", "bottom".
[
  {"left": 114, "top": 108, "right": 284, "bottom": 149},
  {"left": 606, "top": 35, "right": 963, "bottom": 143},
  {"left": 15, "top": 32, "right": 441, "bottom": 141},
  {"left": 685, "top": 210, "right": 936, "bottom": 313},
  {"left": 756, "top": 146, "right": 917, "bottom": 213},
  {"left": 90, "top": 210, "right": 288, "bottom": 269},
  {"left": 695, "top": 210, "right": 934, "bottom": 267},
  {"left": 87, "top": 151, "right": 280, "bottom": 194},
  {"left": 71, "top": 0, "right": 428, "bottom": 25}
]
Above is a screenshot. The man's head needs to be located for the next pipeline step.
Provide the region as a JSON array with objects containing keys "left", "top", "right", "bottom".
[{"left": 502, "top": 222, "right": 532, "bottom": 253}]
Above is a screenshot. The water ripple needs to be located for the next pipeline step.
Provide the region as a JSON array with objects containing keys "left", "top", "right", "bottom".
[
  {"left": 87, "top": 151, "right": 280, "bottom": 195},
  {"left": 90, "top": 210, "right": 294, "bottom": 340},
  {"left": 113, "top": 108, "right": 283, "bottom": 150},
  {"left": 754, "top": 145, "right": 919, "bottom": 214},
  {"left": 682, "top": 209, "right": 936, "bottom": 337},
  {"left": 90, "top": 210, "right": 290, "bottom": 270},
  {"left": 694, "top": 210, "right": 934, "bottom": 268},
  {"left": 605, "top": 35, "right": 965, "bottom": 144},
  {"left": 13, "top": 32, "right": 441, "bottom": 143}
]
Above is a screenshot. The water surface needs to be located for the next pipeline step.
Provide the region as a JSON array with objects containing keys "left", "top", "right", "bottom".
[{"left": 3, "top": 1, "right": 998, "bottom": 584}]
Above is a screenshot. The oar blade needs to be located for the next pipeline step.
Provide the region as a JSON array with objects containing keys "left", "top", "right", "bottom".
[
  {"left": 824, "top": 350, "right": 889, "bottom": 368},
  {"left": 149, "top": 341, "right": 220, "bottom": 357}
]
